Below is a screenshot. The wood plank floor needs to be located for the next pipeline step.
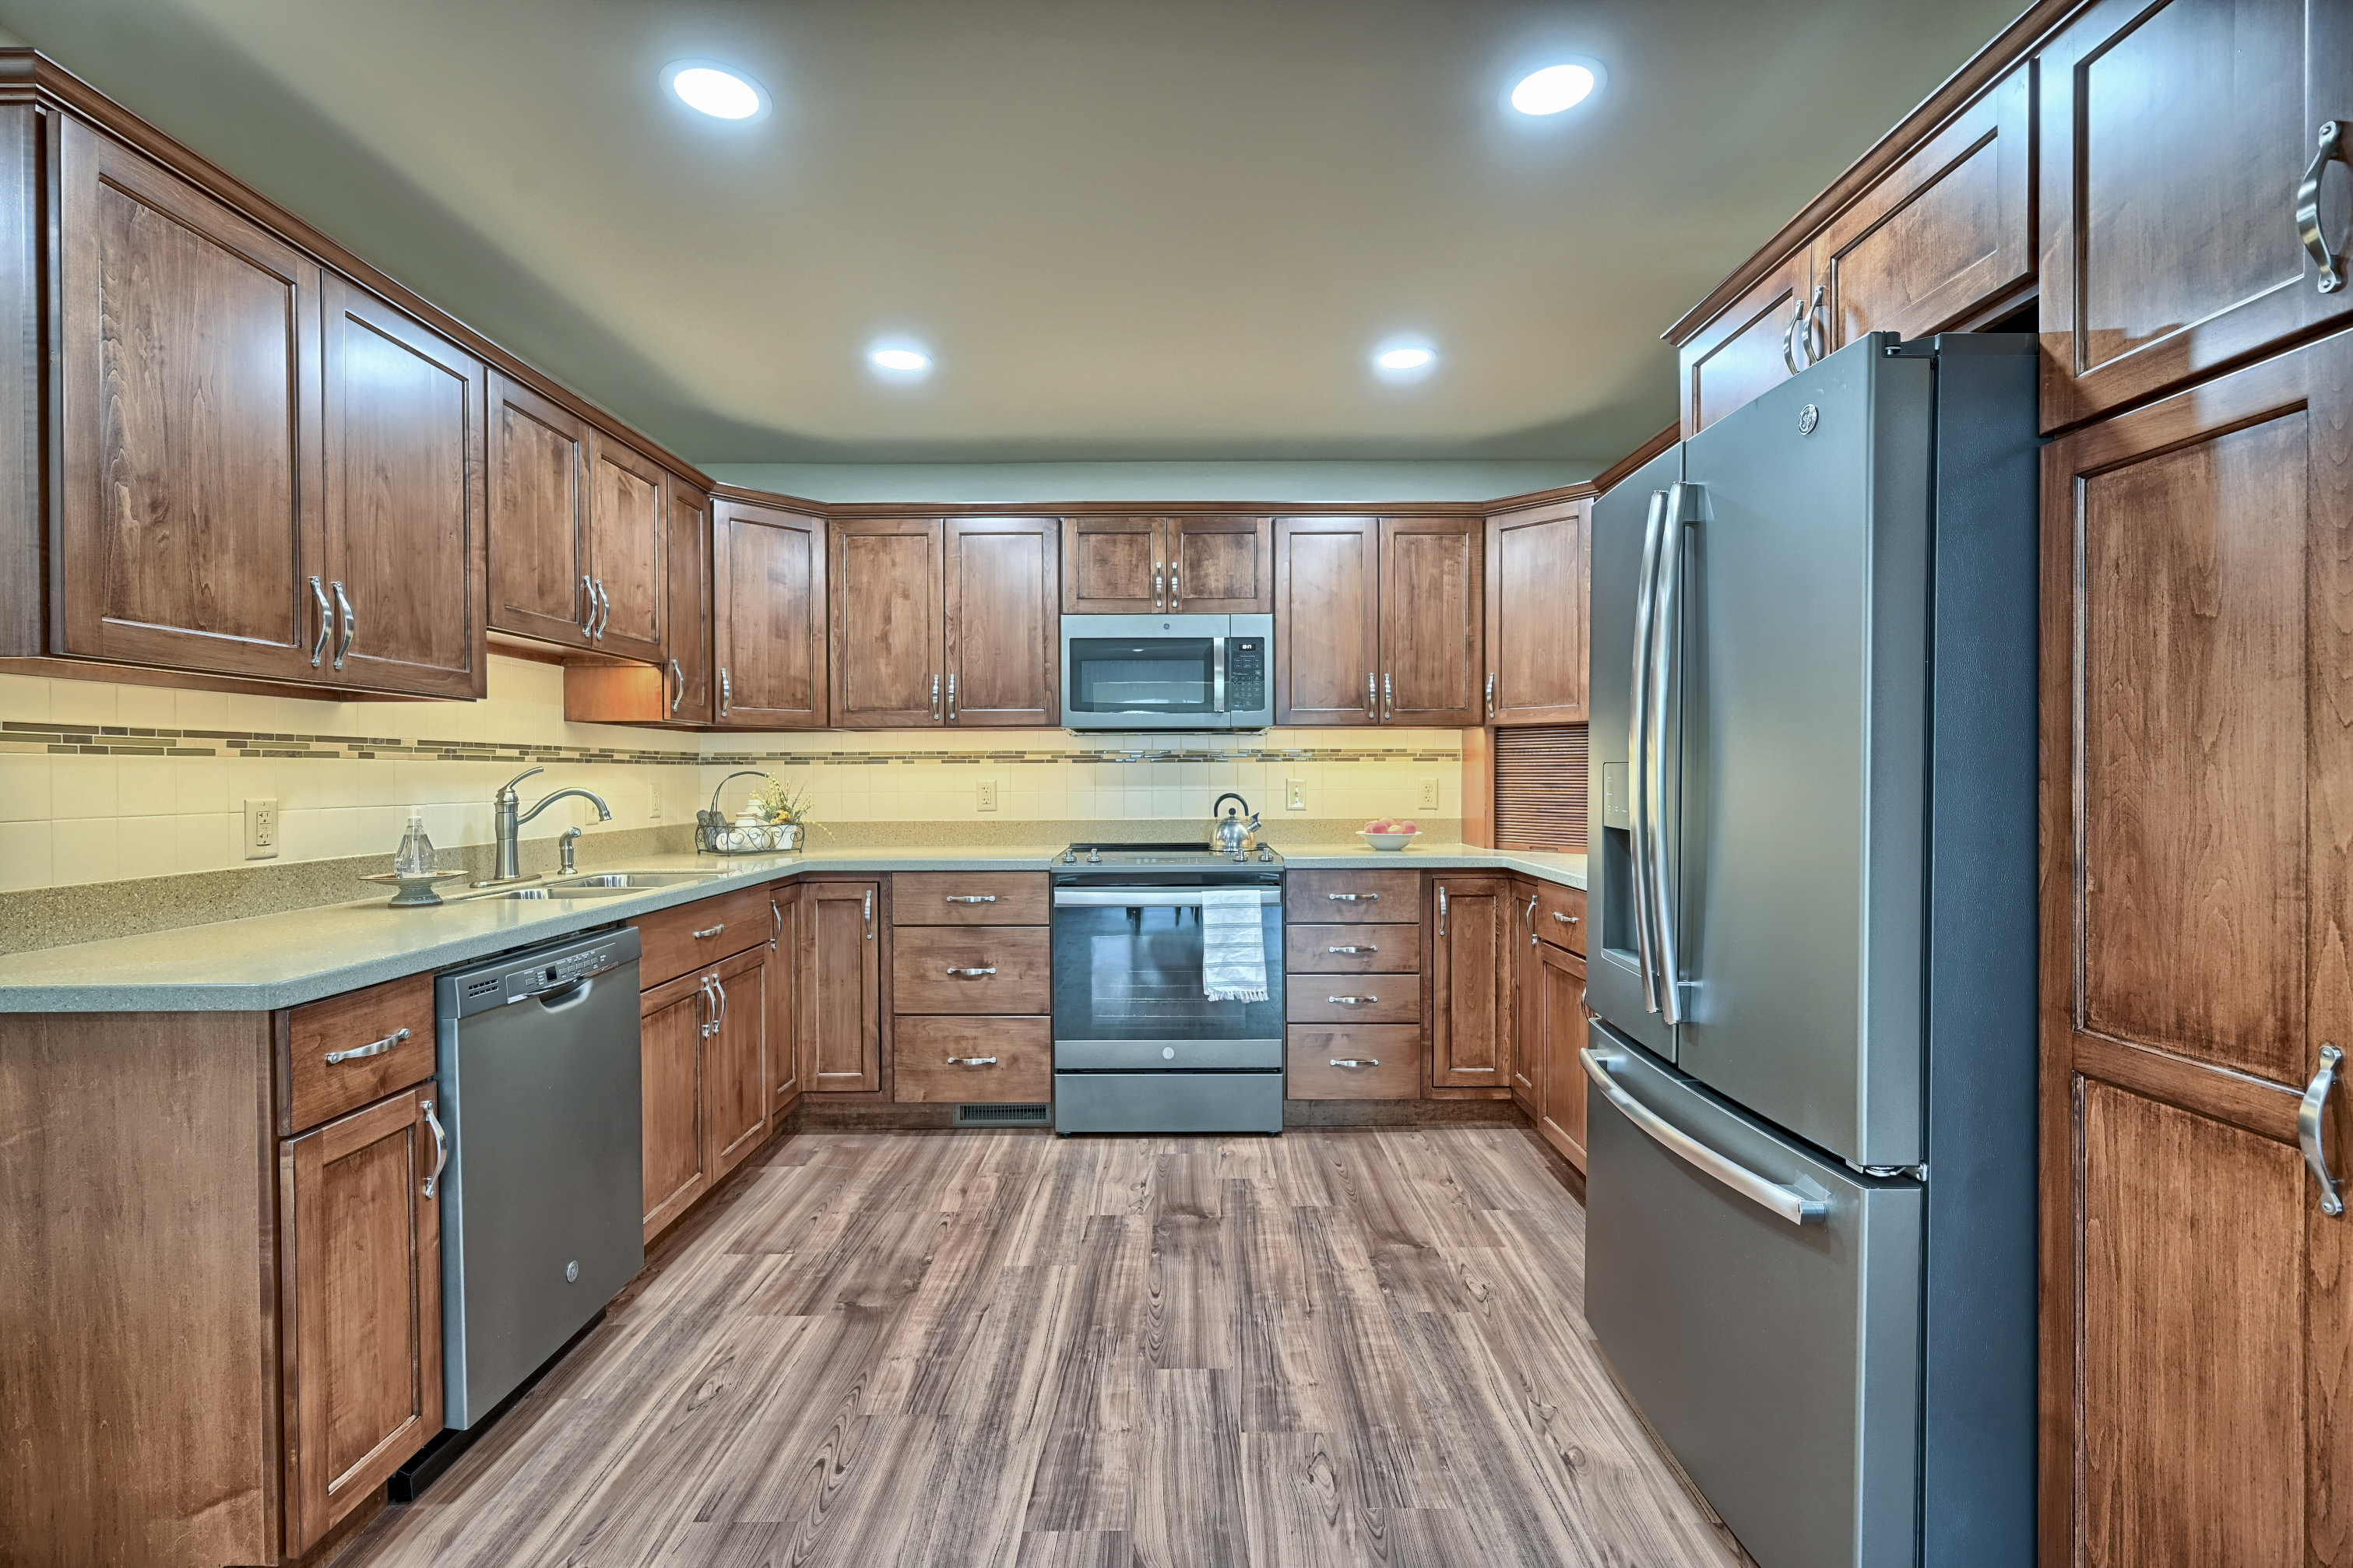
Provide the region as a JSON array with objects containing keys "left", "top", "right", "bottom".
[{"left": 339, "top": 1125, "right": 1750, "bottom": 1568}]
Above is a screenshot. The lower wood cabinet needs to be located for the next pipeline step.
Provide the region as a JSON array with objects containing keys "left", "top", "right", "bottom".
[
  {"left": 1510, "top": 883, "right": 1541, "bottom": 1113},
  {"left": 705, "top": 945, "right": 769, "bottom": 1181},
  {"left": 893, "top": 1015, "right": 1052, "bottom": 1102},
  {"left": 1430, "top": 875, "right": 1514, "bottom": 1096},
  {"left": 1534, "top": 940, "right": 1588, "bottom": 1171},
  {"left": 799, "top": 880, "right": 885, "bottom": 1093},
  {"left": 767, "top": 885, "right": 802, "bottom": 1115},
  {"left": 1286, "top": 1025, "right": 1422, "bottom": 1099},
  {"left": 638, "top": 933, "right": 767, "bottom": 1241}
]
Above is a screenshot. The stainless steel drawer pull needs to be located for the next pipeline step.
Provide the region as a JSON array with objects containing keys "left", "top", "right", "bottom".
[
  {"left": 944, "top": 895, "right": 999, "bottom": 904},
  {"left": 1330, "top": 1058, "right": 1380, "bottom": 1069},
  {"left": 692, "top": 923, "right": 727, "bottom": 940},
  {"left": 2300, "top": 121, "right": 2349, "bottom": 294},
  {"left": 420, "top": 1098, "right": 448, "bottom": 1199},
  {"left": 946, "top": 966, "right": 999, "bottom": 978},
  {"left": 1327, "top": 944, "right": 1376, "bottom": 955},
  {"left": 1326, "top": 891, "right": 1377, "bottom": 902},
  {"left": 2302, "top": 1043, "right": 2346, "bottom": 1216},
  {"left": 947, "top": 1055, "right": 1000, "bottom": 1067},
  {"left": 1553, "top": 911, "right": 1581, "bottom": 925},
  {"left": 325, "top": 1027, "right": 410, "bottom": 1064},
  {"left": 1328, "top": 995, "right": 1378, "bottom": 1007},
  {"left": 1581, "top": 1047, "right": 1828, "bottom": 1225}
]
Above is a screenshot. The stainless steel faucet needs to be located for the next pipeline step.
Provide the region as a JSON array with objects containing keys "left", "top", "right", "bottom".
[{"left": 477, "top": 767, "right": 613, "bottom": 887}]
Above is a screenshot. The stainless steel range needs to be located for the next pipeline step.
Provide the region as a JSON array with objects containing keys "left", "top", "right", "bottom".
[{"left": 1051, "top": 842, "right": 1285, "bottom": 1134}]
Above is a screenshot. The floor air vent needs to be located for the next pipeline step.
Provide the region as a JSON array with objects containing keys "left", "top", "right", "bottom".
[{"left": 955, "top": 1103, "right": 1051, "bottom": 1127}]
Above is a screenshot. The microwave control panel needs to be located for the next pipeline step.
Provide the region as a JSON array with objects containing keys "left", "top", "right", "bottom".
[{"left": 1227, "top": 638, "right": 1267, "bottom": 712}]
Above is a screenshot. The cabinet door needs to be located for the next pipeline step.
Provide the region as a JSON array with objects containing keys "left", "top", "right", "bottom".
[
  {"left": 1509, "top": 885, "right": 1540, "bottom": 1111},
  {"left": 1676, "top": 250, "right": 1810, "bottom": 438},
  {"left": 1380, "top": 517, "right": 1482, "bottom": 726},
  {"left": 1274, "top": 516, "right": 1380, "bottom": 725},
  {"left": 1483, "top": 501, "right": 1587, "bottom": 725},
  {"left": 487, "top": 372, "right": 590, "bottom": 647},
  {"left": 55, "top": 118, "right": 326, "bottom": 680},
  {"left": 769, "top": 889, "right": 802, "bottom": 1113},
  {"left": 585, "top": 431, "right": 665, "bottom": 660},
  {"left": 2041, "top": 332, "right": 2353, "bottom": 1565},
  {"left": 832, "top": 519, "right": 944, "bottom": 728},
  {"left": 944, "top": 515, "right": 1060, "bottom": 726},
  {"left": 318, "top": 276, "right": 488, "bottom": 698},
  {"left": 280, "top": 1086, "right": 442, "bottom": 1555},
  {"left": 1535, "top": 941, "right": 1588, "bottom": 1172},
  {"left": 663, "top": 476, "right": 712, "bottom": 724},
  {"left": 714, "top": 499, "right": 828, "bottom": 728},
  {"left": 804, "top": 881, "right": 883, "bottom": 1092},
  {"left": 1061, "top": 515, "right": 1162, "bottom": 613},
  {"left": 1430, "top": 876, "right": 1513, "bottom": 1095},
  {"left": 1168, "top": 515, "right": 1273, "bottom": 613},
  {"left": 1812, "top": 65, "right": 2032, "bottom": 353},
  {"left": 2038, "top": 0, "right": 2353, "bottom": 430},
  {"left": 639, "top": 971, "right": 708, "bottom": 1239},
  {"left": 705, "top": 945, "right": 769, "bottom": 1181}
]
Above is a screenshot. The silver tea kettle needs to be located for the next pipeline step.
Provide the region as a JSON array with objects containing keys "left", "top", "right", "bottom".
[{"left": 1209, "top": 793, "right": 1260, "bottom": 856}]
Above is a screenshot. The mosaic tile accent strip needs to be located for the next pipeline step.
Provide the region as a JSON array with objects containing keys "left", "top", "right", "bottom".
[{"left": 0, "top": 720, "right": 1460, "bottom": 768}]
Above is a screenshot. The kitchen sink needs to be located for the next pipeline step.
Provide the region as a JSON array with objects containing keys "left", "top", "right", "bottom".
[
  {"left": 494, "top": 885, "right": 635, "bottom": 900},
  {"left": 547, "top": 872, "right": 717, "bottom": 890}
]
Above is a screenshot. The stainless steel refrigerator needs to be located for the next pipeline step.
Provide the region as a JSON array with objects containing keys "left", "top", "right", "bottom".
[{"left": 1583, "top": 333, "right": 2038, "bottom": 1568}]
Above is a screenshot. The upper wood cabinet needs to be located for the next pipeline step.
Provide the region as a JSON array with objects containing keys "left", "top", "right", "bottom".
[
  {"left": 1275, "top": 515, "right": 1482, "bottom": 726},
  {"left": 2039, "top": 0, "right": 2353, "bottom": 429},
  {"left": 1060, "top": 515, "right": 1272, "bottom": 615},
  {"left": 1430, "top": 875, "right": 1514, "bottom": 1095},
  {"left": 662, "top": 476, "right": 713, "bottom": 724},
  {"left": 53, "top": 118, "right": 329, "bottom": 683},
  {"left": 1483, "top": 498, "right": 1588, "bottom": 726},
  {"left": 1676, "top": 251, "right": 1812, "bottom": 438},
  {"left": 584, "top": 431, "right": 665, "bottom": 661},
  {"left": 278, "top": 1085, "right": 442, "bottom": 1555},
  {"left": 488, "top": 372, "right": 591, "bottom": 646},
  {"left": 832, "top": 518, "right": 945, "bottom": 727},
  {"left": 800, "top": 881, "right": 884, "bottom": 1094},
  {"left": 944, "top": 515, "right": 1060, "bottom": 726},
  {"left": 714, "top": 498, "right": 828, "bottom": 729},
  {"left": 318, "top": 276, "right": 489, "bottom": 699},
  {"left": 1380, "top": 518, "right": 1484, "bottom": 726},
  {"left": 2039, "top": 329, "right": 2353, "bottom": 1564}
]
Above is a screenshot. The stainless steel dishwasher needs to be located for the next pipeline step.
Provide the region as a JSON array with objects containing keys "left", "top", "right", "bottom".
[{"left": 434, "top": 926, "right": 644, "bottom": 1428}]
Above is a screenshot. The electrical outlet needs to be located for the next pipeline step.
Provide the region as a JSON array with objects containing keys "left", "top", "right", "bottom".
[
  {"left": 1418, "top": 777, "right": 1440, "bottom": 810},
  {"left": 1286, "top": 778, "right": 1307, "bottom": 810},
  {"left": 243, "top": 797, "right": 279, "bottom": 860},
  {"left": 977, "top": 779, "right": 999, "bottom": 812},
  {"left": 649, "top": 786, "right": 664, "bottom": 822}
]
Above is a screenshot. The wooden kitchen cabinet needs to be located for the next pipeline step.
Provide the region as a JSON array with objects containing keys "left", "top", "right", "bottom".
[
  {"left": 488, "top": 371, "right": 591, "bottom": 647},
  {"left": 661, "top": 476, "right": 713, "bottom": 724},
  {"left": 1381, "top": 518, "right": 1485, "bottom": 726},
  {"left": 51, "top": 117, "right": 329, "bottom": 683},
  {"left": 800, "top": 880, "right": 885, "bottom": 1093},
  {"left": 2038, "top": 0, "right": 2353, "bottom": 430},
  {"left": 1510, "top": 883, "right": 1540, "bottom": 1113},
  {"left": 638, "top": 965, "right": 710, "bottom": 1240},
  {"left": 1676, "top": 250, "right": 1813, "bottom": 438},
  {"left": 1062, "top": 515, "right": 1163, "bottom": 613},
  {"left": 703, "top": 944, "right": 769, "bottom": 1183},
  {"left": 1430, "top": 875, "right": 1513, "bottom": 1096},
  {"left": 767, "top": 887, "right": 803, "bottom": 1115},
  {"left": 1061, "top": 515, "right": 1271, "bottom": 614},
  {"left": 278, "top": 1085, "right": 442, "bottom": 1554},
  {"left": 716, "top": 497, "right": 828, "bottom": 728},
  {"left": 1535, "top": 940, "right": 1588, "bottom": 1171},
  {"left": 832, "top": 518, "right": 945, "bottom": 727},
  {"left": 1483, "top": 499, "right": 1588, "bottom": 725},
  {"left": 2039, "top": 329, "right": 2353, "bottom": 1564},
  {"left": 584, "top": 431, "right": 666, "bottom": 661},
  {"left": 1274, "top": 516, "right": 1380, "bottom": 724},
  {"left": 944, "top": 515, "right": 1060, "bottom": 726}
]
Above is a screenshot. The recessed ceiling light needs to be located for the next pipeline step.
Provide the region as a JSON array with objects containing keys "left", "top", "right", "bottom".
[
  {"left": 1511, "top": 62, "right": 1602, "bottom": 116},
  {"left": 1377, "top": 346, "right": 1436, "bottom": 371},
  {"left": 663, "top": 61, "right": 768, "bottom": 121},
  {"left": 869, "top": 345, "right": 933, "bottom": 374}
]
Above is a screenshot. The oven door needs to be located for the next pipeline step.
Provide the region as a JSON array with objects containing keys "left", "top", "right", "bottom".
[
  {"left": 1052, "top": 884, "right": 1284, "bottom": 1063},
  {"left": 1062, "top": 613, "right": 1232, "bottom": 730}
]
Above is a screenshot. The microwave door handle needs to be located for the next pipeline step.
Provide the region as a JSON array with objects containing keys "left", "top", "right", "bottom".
[
  {"left": 1212, "top": 636, "right": 1227, "bottom": 714},
  {"left": 1629, "top": 487, "right": 1668, "bottom": 1014}
]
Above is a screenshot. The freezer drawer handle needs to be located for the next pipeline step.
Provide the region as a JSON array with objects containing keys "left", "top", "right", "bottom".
[
  {"left": 2301, "top": 1043, "right": 2347, "bottom": 1217},
  {"left": 1581, "top": 1047, "right": 1827, "bottom": 1225}
]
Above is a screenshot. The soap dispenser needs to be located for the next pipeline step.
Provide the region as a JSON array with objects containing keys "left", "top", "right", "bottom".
[{"left": 392, "top": 807, "right": 437, "bottom": 878}]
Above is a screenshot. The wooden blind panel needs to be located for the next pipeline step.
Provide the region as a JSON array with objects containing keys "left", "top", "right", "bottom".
[{"left": 1493, "top": 723, "right": 1588, "bottom": 853}]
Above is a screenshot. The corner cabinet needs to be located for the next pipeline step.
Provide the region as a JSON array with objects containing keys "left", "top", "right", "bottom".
[
  {"left": 1274, "top": 516, "right": 1482, "bottom": 726},
  {"left": 1482, "top": 498, "right": 1588, "bottom": 725},
  {"left": 831, "top": 517, "right": 1060, "bottom": 729}
]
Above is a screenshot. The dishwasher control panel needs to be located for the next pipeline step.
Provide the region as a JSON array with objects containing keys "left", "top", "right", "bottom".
[
  {"left": 504, "top": 940, "right": 624, "bottom": 1003},
  {"left": 441, "top": 926, "right": 643, "bottom": 1020}
]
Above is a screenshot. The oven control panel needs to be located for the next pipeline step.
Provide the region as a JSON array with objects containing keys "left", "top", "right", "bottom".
[{"left": 1226, "top": 637, "right": 1266, "bottom": 713}]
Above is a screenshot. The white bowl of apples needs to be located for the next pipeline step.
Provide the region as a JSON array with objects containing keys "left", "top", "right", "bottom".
[{"left": 1359, "top": 818, "right": 1421, "bottom": 852}]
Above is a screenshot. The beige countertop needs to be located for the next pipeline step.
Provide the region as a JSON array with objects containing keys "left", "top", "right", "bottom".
[{"left": 0, "top": 841, "right": 1583, "bottom": 1014}]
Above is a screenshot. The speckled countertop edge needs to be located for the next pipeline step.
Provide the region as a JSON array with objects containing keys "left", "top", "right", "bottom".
[{"left": 0, "top": 842, "right": 1584, "bottom": 1013}]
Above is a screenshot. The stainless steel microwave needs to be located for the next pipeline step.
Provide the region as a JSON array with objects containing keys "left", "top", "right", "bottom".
[{"left": 1060, "top": 613, "right": 1275, "bottom": 730}]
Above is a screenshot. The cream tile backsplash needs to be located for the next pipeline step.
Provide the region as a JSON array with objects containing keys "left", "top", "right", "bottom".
[{"left": 0, "top": 659, "right": 1465, "bottom": 892}]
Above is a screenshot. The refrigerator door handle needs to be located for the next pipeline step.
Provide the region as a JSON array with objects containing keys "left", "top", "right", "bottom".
[
  {"left": 1628, "top": 487, "right": 1669, "bottom": 1014},
  {"left": 1647, "top": 481, "right": 1701, "bottom": 1025},
  {"left": 1581, "top": 1046, "right": 1827, "bottom": 1225}
]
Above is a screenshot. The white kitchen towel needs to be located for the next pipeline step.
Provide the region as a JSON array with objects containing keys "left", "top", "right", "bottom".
[{"left": 1200, "top": 888, "right": 1269, "bottom": 1002}]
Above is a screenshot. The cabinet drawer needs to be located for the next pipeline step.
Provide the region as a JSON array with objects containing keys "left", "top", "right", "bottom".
[
  {"left": 1285, "top": 922, "right": 1422, "bottom": 975},
  {"left": 892, "top": 871, "right": 1050, "bottom": 926},
  {"left": 892, "top": 1016, "right": 1053, "bottom": 1103},
  {"left": 634, "top": 884, "right": 772, "bottom": 989},
  {"left": 1284, "top": 870, "right": 1420, "bottom": 924},
  {"left": 892, "top": 926, "right": 1051, "bottom": 1014},
  {"left": 1286, "top": 1026, "right": 1423, "bottom": 1100},
  {"left": 1286, "top": 976, "right": 1420, "bottom": 1026},
  {"left": 1535, "top": 883, "right": 1587, "bottom": 955},
  {"left": 283, "top": 972, "right": 436, "bottom": 1134}
]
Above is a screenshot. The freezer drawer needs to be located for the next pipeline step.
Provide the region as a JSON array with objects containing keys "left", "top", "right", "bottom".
[{"left": 1583, "top": 1024, "right": 1922, "bottom": 1568}]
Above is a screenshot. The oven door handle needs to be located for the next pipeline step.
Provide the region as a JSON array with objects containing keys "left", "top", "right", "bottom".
[{"left": 1053, "top": 888, "right": 1282, "bottom": 908}]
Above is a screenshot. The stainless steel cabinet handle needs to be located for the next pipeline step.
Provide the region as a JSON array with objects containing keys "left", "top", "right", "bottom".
[
  {"left": 1366, "top": 671, "right": 1377, "bottom": 719},
  {"left": 329, "top": 580, "right": 355, "bottom": 670},
  {"left": 772, "top": 899, "right": 782, "bottom": 951},
  {"left": 1553, "top": 911, "right": 1581, "bottom": 926},
  {"left": 308, "top": 576, "right": 332, "bottom": 667},
  {"left": 325, "top": 1026, "right": 410, "bottom": 1064},
  {"left": 931, "top": 673, "right": 942, "bottom": 721},
  {"left": 1582, "top": 1047, "right": 1827, "bottom": 1225},
  {"left": 697, "top": 976, "right": 716, "bottom": 1039},
  {"left": 1629, "top": 488, "right": 1668, "bottom": 1013},
  {"left": 1382, "top": 671, "right": 1394, "bottom": 721},
  {"left": 1781, "top": 283, "right": 1825, "bottom": 373},
  {"left": 579, "top": 575, "right": 596, "bottom": 636},
  {"left": 668, "top": 659, "right": 684, "bottom": 716},
  {"left": 1330, "top": 1058, "right": 1380, "bottom": 1069},
  {"left": 1328, "top": 995, "right": 1378, "bottom": 1006},
  {"left": 1484, "top": 671, "right": 1497, "bottom": 720},
  {"left": 596, "top": 579, "right": 615, "bottom": 639},
  {"left": 1169, "top": 562, "right": 1180, "bottom": 611},
  {"left": 719, "top": 666, "right": 732, "bottom": 719},
  {"left": 1525, "top": 894, "right": 1539, "bottom": 946},
  {"left": 1437, "top": 884, "right": 1448, "bottom": 936},
  {"left": 712, "top": 974, "right": 727, "bottom": 1030},
  {"left": 2300, "top": 121, "right": 2349, "bottom": 294},
  {"left": 944, "top": 894, "right": 999, "bottom": 904},
  {"left": 693, "top": 922, "right": 727, "bottom": 940},
  {"left": 1154, "top": 564, "right": 1164, "bottom": 612},
  {"left": 946, "top": 671, "right": 958, "bottom": 722},
  {"left": 2303, "top": 1043, "right": 2347, "bottom": 1216},
  {"left": 420, "top": 1097, "right": 448, "bottom": 1199},
  {"left": 1327, "top": 944, "right": 1376, "bottom": 955},
  {"left": 1327, "top": 891, "right": 1377, "bottom": 902},
  {"left": 946, "top": 966, "right": 998, "bottom": 978},
  {"left": 947, "top": 1055, "right": 999, "bottom": 1067},
  {"left": 863, "top": 888, "right": 874, "bottom": 939}
]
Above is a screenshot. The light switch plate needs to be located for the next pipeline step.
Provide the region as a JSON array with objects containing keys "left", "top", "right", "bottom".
[
  {"left": 243, "top": 797, "right": 279, "bottom": 860},
  {"left": 1286, "top": 778, "right": 1307, "bottom": 810},
  {"left": 1417, "top": 777, "right": 1440, "bottom": 810},
  {"left": 977, "top": 779, "right": 999, "bottom": 812}
]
